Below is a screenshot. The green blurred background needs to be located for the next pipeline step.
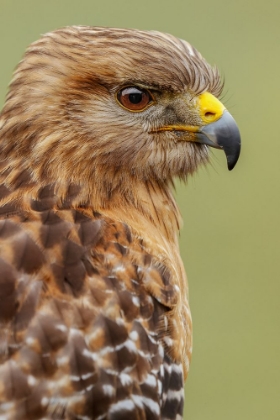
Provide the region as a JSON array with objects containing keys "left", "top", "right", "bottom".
[{"left": 0, "top": 0, "right": 279, "bottom": 418}]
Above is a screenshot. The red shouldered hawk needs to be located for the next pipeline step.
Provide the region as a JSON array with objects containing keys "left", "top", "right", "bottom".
[{"left": 0, "top": 26, "right": 240, "bottom": 419}]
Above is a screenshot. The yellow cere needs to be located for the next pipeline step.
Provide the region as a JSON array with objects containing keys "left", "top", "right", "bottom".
[{"left": 198, "top": 92, "right": 225, "bottom": 124}]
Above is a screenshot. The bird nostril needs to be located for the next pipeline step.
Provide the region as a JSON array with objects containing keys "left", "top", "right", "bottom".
[{"left": 205, "top": 111, "right": 216, "bottom": 118}]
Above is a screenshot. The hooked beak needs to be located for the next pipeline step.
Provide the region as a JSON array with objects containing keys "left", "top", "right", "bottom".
[{"left": 196, "top": 110, "right": 241, "bottom": 171}]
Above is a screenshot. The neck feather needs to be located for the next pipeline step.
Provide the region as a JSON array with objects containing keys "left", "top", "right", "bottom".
[{"left": 0, "top": 156, "right": 181, "bottom": 247}]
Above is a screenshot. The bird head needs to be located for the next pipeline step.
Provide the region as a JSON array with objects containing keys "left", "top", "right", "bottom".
[{"left": 0, "top": 26, "right": 240, "bottom": 189}]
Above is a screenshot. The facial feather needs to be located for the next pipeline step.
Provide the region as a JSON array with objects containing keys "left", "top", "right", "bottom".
[{"left": 0, "top": 26, "right": 222, "bottom": 189}]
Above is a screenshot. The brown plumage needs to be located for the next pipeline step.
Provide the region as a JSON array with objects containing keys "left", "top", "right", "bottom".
[{"left": 0, "top": 26, "right": 240, "bottom": 419}]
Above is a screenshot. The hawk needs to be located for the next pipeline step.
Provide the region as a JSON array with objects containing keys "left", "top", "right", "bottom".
[{"left": 0, "top": 26, "right": 240, "bottom": 419}]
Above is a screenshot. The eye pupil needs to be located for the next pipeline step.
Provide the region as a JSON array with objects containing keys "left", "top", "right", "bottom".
[
  {"left": 129, "top": 93, "right": 143, "bottom": 104},
  {"left": 117, "top": 86, "right": 153, "bottom": 111}
]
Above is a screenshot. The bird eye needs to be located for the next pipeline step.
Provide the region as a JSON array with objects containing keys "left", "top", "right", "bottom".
[{"left": 117, "top": 87, "right": 153, "bottom": 111}]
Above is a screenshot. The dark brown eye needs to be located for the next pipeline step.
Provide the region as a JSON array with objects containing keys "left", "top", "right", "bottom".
[{"left": 117, "top": 87, "right": 153, "bottom": 111}]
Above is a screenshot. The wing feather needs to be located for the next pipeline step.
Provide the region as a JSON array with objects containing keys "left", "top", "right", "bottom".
[{"left": 0, "top": 184, "right": 184, "bottom": 419}]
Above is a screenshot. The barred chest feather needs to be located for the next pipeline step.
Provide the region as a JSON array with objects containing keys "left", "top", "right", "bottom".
[{"left": 0, "top": 183, "right": 191, "bottom": 420}]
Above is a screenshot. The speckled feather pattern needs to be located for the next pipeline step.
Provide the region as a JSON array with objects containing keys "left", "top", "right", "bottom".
[
  {"left": 0, "top": 185, "right": 184, "bottom": 419},
  {"left": 0, "top": 26, "right": 222, "bottom": 419}
]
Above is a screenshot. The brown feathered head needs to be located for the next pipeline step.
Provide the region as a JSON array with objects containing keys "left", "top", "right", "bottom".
[{"left": 0, "top": 26, "right": 240, "bottom": 195}]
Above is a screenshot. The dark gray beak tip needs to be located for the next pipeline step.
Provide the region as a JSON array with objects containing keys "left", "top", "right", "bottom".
[
  {"left": 227, "top": 142, "right": 241, "bottom": 171},
  {"left": 219, "top": 112, "right": 241, "bottom": 171}
]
